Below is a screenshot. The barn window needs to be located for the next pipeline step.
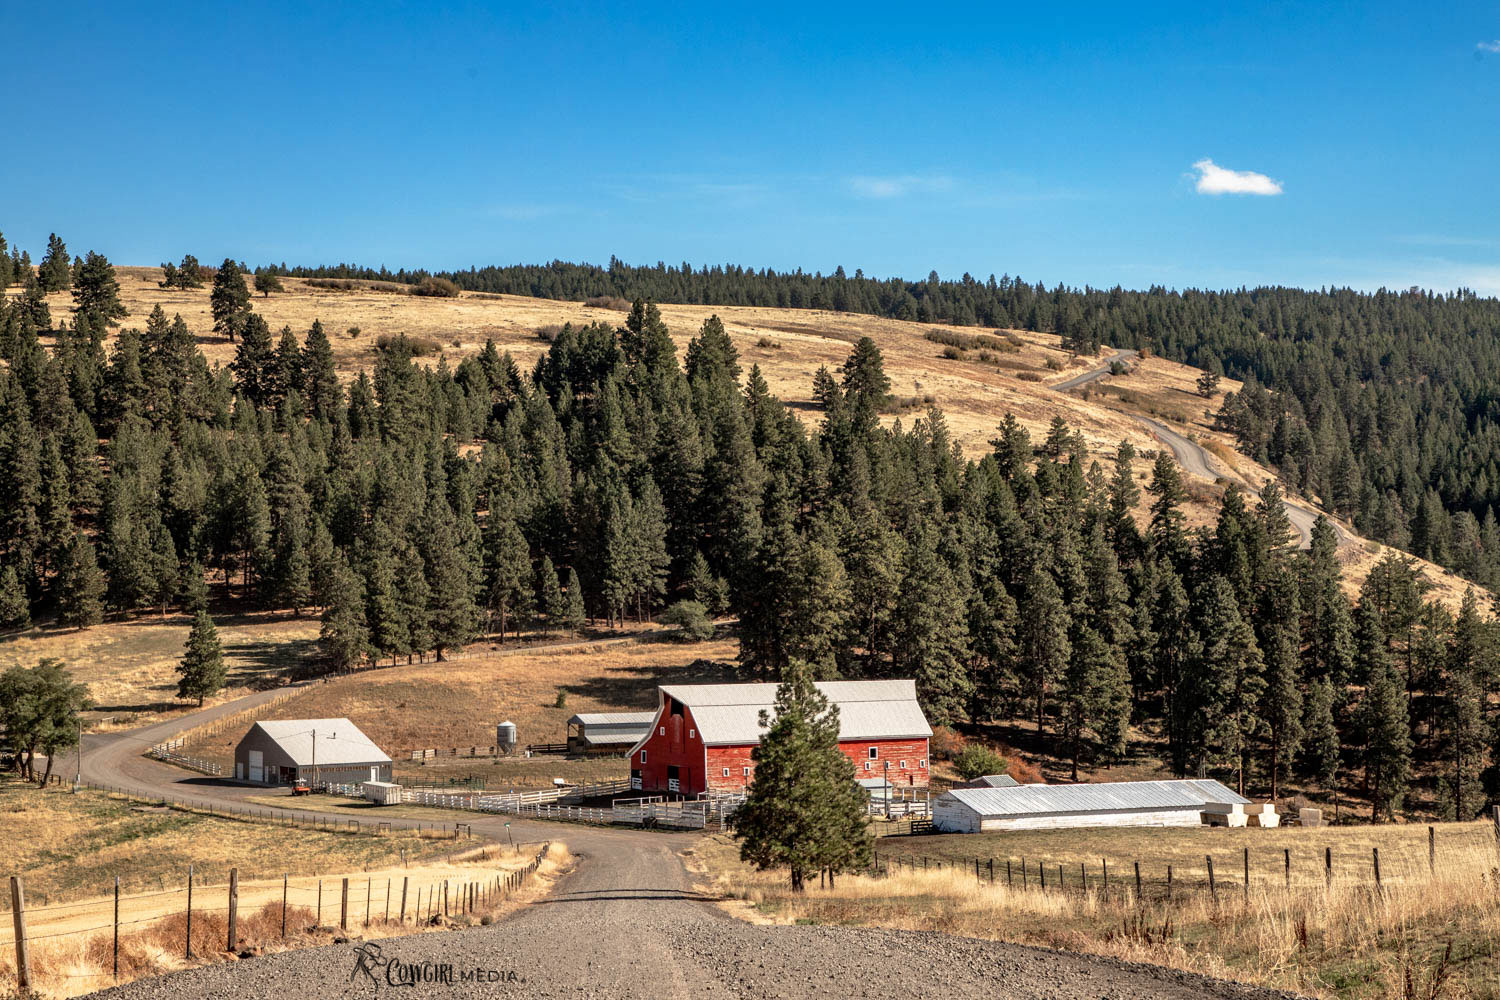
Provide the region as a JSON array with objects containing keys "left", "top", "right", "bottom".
[
  {"left": 742, "top": 767, "right": 750, "bottom": 776},
  {"left": 900, "top": 760, "right": 908, "bottom": 769},
  {"left": 863, "top": 761, "right": 871, "bottom": 770},
  {"left": 868, "top": 747, "right": 878, "bottom": 759},
  {"left": 689, "top": 729, "right": 695, "bottom": 739},
  {"left": 722, "top": 767, "right": 730, "bottom": 777},
  {"left": 919, "top": 759, "right": 927, "bottom": 768},
  {"left": 640, "top": 750, "right": 647, "bottom": 763},
  {"left": 659, "top": 727, "right": 665, "bottom": 736}
]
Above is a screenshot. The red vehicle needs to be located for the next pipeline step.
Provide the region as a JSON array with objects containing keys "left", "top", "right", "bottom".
[{"left": 290, "top": 783, "right": 312, "bottom": 796}]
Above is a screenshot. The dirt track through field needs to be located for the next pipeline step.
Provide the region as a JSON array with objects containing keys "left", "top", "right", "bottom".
[{"left": 74, "top": 693, "right": 1299, "bottom": 999}]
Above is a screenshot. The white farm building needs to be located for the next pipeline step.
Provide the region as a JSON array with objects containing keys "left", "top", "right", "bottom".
[{"left": 932, "top": 778, "right": 1248, "bottom": 833}]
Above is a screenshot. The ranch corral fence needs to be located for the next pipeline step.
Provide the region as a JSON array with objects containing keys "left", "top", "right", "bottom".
[
  {"left": 146, "top": 740, "right": 222, "bottom": 777},
  {"left": 869, "top": 811, "right": 1500, "bottom": 905},
  {"left": 318, "top": 778, "right": 739, "bottom": 830},
  {"left": 0, "top": 840, "right": 552, "bottom": 994}
]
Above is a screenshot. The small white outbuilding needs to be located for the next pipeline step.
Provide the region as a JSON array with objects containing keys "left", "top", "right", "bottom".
[{"left": 933, "top": 778, "right": 1249, "bottom": 833}]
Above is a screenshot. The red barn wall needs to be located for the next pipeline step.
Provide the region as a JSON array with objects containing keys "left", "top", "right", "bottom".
[
  {"left": 699, "top": 738, "right": 930, "bottom": 793},
  {"left": 630, "top": 701, "right": 707, "bottom": 795}
]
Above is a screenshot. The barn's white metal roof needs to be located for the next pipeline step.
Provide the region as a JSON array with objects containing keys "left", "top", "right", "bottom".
[
  {"left": 651, "top": 679, "right": 932, "bottom": 746},
  {"left": 247, "top": 718, "right": 392, "bottom": 766},
  {"left": 939, "top": 779, "right": 1248, "bottom": 817}
]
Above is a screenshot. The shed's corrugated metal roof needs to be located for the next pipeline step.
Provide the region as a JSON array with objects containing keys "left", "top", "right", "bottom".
[
  {"left": 652, "top": 680, "right": 931, "bottom": 745},
  {"left": 247, "top": 718, "right": 391, "bottom": 766},
  {"left": 939, "top": 779, "right": 1248, "bottom": 817},
  {"left": 957, "top": 774, "right": 1021, "bottom": 788},
  {"left": 567, "top": 712, "right": 658, "bottom": 727}
]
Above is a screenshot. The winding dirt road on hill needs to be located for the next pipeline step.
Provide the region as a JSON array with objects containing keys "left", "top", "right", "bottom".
[
  {"left": 1054, "top": 350, "right": 1351, "bottom": 551},
  {"left": 76, "top": 693, "right": 1298, "bottom": 999}
]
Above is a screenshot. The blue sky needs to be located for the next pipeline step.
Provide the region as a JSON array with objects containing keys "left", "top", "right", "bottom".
[{"left": 3, "top": 2, "right": 1499, "bottom": 293}]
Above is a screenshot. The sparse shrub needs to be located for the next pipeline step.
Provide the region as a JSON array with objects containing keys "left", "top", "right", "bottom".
[
  {"left": 584, "top": 295, "right": 630, "bottom": 311},
  {"left": 346, "top": 326, "right": 361, "bottom": 338},
  {"left": 412, "top": 276, "right": 461, "bottom": 298},
  {"left": 1109, "top": 359, "right": 1129, "bottom": 375},
  {"left": 375, "top": 333, "right": 441, "bottom": 356},
  {"left": 1016, "top": 371, "right": 1044, "bottom": 382},
  {"left": 941, "top": 346, "right": 964, "bottom": 360},
  {"left": 536, "top": 324, "right": 564, "bottom": 342},
  {"left": 554, "top": 689, "right": 567, "bottom": 709},
  {"left": 925, "top": 329, "right": 974, "bottom": 350},
  {"left": 1045, "top": 357, "right": 1066, "bottom": 372},
  {"left": 755, "top": 337, "right": 780, "bottom": 349},
  {"left": 929, "top": 725, "right": 967, "bottom": 761},
  {"left": 659, "top": 600, "right": 715, "bottom": 641},
  {"left": 953, "top": 743, "right": 1009, "bottom": 780},
  {"left": 451, "top": 338, "right": 462, "bottom": 347}
]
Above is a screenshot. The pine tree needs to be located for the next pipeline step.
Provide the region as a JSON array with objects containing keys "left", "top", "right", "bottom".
[
  {"left": 687, "top": 550, "right": 730, "bottom": 616},
  {"left": 37, "top": 234, "right": 71, "bottom": 292},
  {"left": 1105, "top": 440, "right": 1142, "bottom": 561},
  {"left": 254, "top": 271, "right": 285, "bottom": 297},
  {"left": 1018, "top": 562, "right": 1070, "bottom": 735},
  {"left": 232, "top": 313, "right": 275, "bottom": 406},
  {"left": 425, "top": 508, "right": 479, "bottom": 659},
  {"left": 178, "top": 560, "right": 210, "bottom": 613},
  {"left": 71, "top": 251, "right": 127, "bottom": 327},
  {"left": 319, "top": 550, "right": 369, "bottom": 671},
  {"left": 176, "top": 610, "right": 226, "bottom": 706},
  {"left": 562, "top": 567, "right": 587, "bottom": 634},
  {"left": 1181, "top": 576, "right": 1265, "bottom": 791},
  {"left": 841, "top": 336, "right": 892, "bottom": 413},
  {"left": 0, "top": 564, "right": 30, "bottom": 629},
  {"left": 1146, "top": 452, "right": 1188, "bottom": 567},
  {"left": 210, "top": 259, "right": 251, "bottom": 341},
  {"left": 732, "top": 660, "right": 873, "bottom": 891},
  {"left": 1299, "top": 676, "right": 1342, "bottom": 803},
  {"left": 57, "top": 533, "right": 105, "bottom": 629},
  {"left": 302, "top": 320, "right": 341, "bottom": 419},
  {"left": 891, "top": 526, "right": 971, "bottom": 724},
  {"left": 1361, "top": 651, "right": 1413, "bottom": 822},
  {"left": 482, "top": 496, "right": 532, "bottom": 638},
  {"left": 537, "top": 556, "right": 564, "bottom": 635}
]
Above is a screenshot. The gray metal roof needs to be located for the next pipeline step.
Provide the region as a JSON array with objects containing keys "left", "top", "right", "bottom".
[
  {"left": 247, "top": 718, "right": 392, "bottom": 766},
  {"left": 567, "top": 712, "right": 658, "bottom": 727},
  {"left": 938, "top": 779, "right": 1249, "bottom": 818},
  {"left": 651, "top": 679, "right": 932, "bottom": 745},
  {"left": 957, "top": 773, "right": 1021, "bottom": 788}
]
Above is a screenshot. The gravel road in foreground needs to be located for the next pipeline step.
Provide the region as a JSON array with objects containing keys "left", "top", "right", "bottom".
[{"left": 89, "top": 832, "right": 1301, "bottom": 1000}]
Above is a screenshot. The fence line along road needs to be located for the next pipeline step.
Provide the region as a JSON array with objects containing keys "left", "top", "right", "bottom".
[{"left": 2, "top": 843, "right": 552, "bottom": 994}]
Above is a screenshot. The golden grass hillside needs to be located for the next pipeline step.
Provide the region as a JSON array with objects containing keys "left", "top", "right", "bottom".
[
  {"left": 13, "top": 265, "right": 1474, "bottom": 608},
  {"left": 181, "top": 634, "right": 739, "bottom": 784},
  {"left": 693, "top": 820, "right": 1500, "bottom": 1000}
]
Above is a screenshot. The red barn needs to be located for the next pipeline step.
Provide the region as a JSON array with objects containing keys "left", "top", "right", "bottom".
[{"left": 627, "top": 680, "right": 932, "bottom": 797}]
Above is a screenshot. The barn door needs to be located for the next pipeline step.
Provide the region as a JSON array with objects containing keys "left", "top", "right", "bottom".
[{"left": 248, "top": 750, "right": 264, "bottom": 783}]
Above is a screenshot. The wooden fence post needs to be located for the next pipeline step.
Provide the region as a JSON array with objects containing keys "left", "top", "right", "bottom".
[
  {"left": 317, "top": 879, "right": 322, "bottom": 926},
  {"left": 1428, "top": 826, "right": 1436, "bottom": 874},
  {"left": 385, "top": 879, "right": 391, "bottom": 923},
  {"left": 1325, "top": 847, "right": 1332, "bottom": 887},
  {"left": 185, "top": 865, "right": 194, "bottom": 959},
  {"left": 340, "top": 878, "right": 348, "bottom": 931},
  {"left": 113, "top": 875, "right": 120, "bottom": 980},
  {"left": 1080, "top": 862, "right": 1086, "bottom": 892},
  {"left": 1039, "top": 861, "right": 1045, "bottom": 890},
  {"left": 1284, "top": 848, "right": 1291, "bottom": 888},
  {"left": 1102, "top": 859, "right": 1108, "bottom": 897},
  {"left": 1372, "top": 847, "right": 1382, "bottom": 895},
  {"left": 365, "top": 878, "right": 372, "bottom": 928},
  {"left": 400, "top": 877, "right": 409, "bottom": 923},
  {"left": 281, "top": 875, "right": 288, "bottom": 938},
  {"left": 1242, "top": 848, "right": 1249, "bottom": 902},
  {"left": 1021, "top": 857, "right": 1027, "bottom": 888},
  {"left": 444, "top": 880, "right": 449, "bottom": 917},
  {"left": 11, "top": 876, "right": 31, "bottom": 993},
  {"left": 1206, "top": 855, "right": 1217, "bottom": 906},
  {"left": 227, "top": 868, "right": 238, "bottom": 953},
  {"left": 1057, "top": 864, "right": 1063, "bottom": 890},
  {"left": 1133, "top": 861, "right": 1141, "bottom": 901},
  {"left": 1166, "top": 865, "right": 1173, "bottom": 902}
]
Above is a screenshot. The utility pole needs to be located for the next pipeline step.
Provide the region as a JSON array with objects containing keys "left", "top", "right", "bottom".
[{"left": 74, "top": 717, "right": 82, "bottom": 789}]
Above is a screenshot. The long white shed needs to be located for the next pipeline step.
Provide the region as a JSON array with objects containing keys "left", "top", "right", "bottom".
[{"left": 932, "top": 779, "right": 1249, "bottom": 833}]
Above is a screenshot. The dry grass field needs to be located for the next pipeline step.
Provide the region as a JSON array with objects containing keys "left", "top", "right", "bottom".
[
  {"left": 180, "top": 634, "right": 739, "bottom": 781},
  {"left": 0, "top": 778, "right": 474, "bottom": 905},
  {"left": 0, "top": 610, "right": 320, "bottom": 730},
  {"left": 693, "top": 821, "right": 1500, "bottom": 999},
  {"left": 0, "top": 780, "right": 569, "bottom": 999}
]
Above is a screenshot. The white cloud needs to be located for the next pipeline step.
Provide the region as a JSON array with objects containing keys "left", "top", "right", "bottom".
[
  {"left": 1478, "top": 40, "right": 1500, "bottom": 53},
  {"left": 1191, "top": 158, "right": 1284, "bottom": 196},
  {"left": 848, "top": 174, "right": 954, "bottom": 199}
]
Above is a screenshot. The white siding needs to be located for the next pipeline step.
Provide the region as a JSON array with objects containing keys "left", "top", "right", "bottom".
[{"left": 975, "top": 808, "right": 1203, "bottom": 831}]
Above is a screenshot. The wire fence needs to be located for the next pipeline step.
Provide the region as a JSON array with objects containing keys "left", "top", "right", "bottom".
[
  {"left": 2, "top": 842, "right": 553, "bottom": 992},
  {"left": 870, "top": 817, "right": 1500, "bottom": 904}
]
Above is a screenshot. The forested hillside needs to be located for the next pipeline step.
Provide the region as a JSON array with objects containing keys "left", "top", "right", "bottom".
[
  {"left": 256, "top": 256, "right": 1500, "bottom": 590},
  {"left": 1, "top": 240, "right": 1498, "bottom": 819}
]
